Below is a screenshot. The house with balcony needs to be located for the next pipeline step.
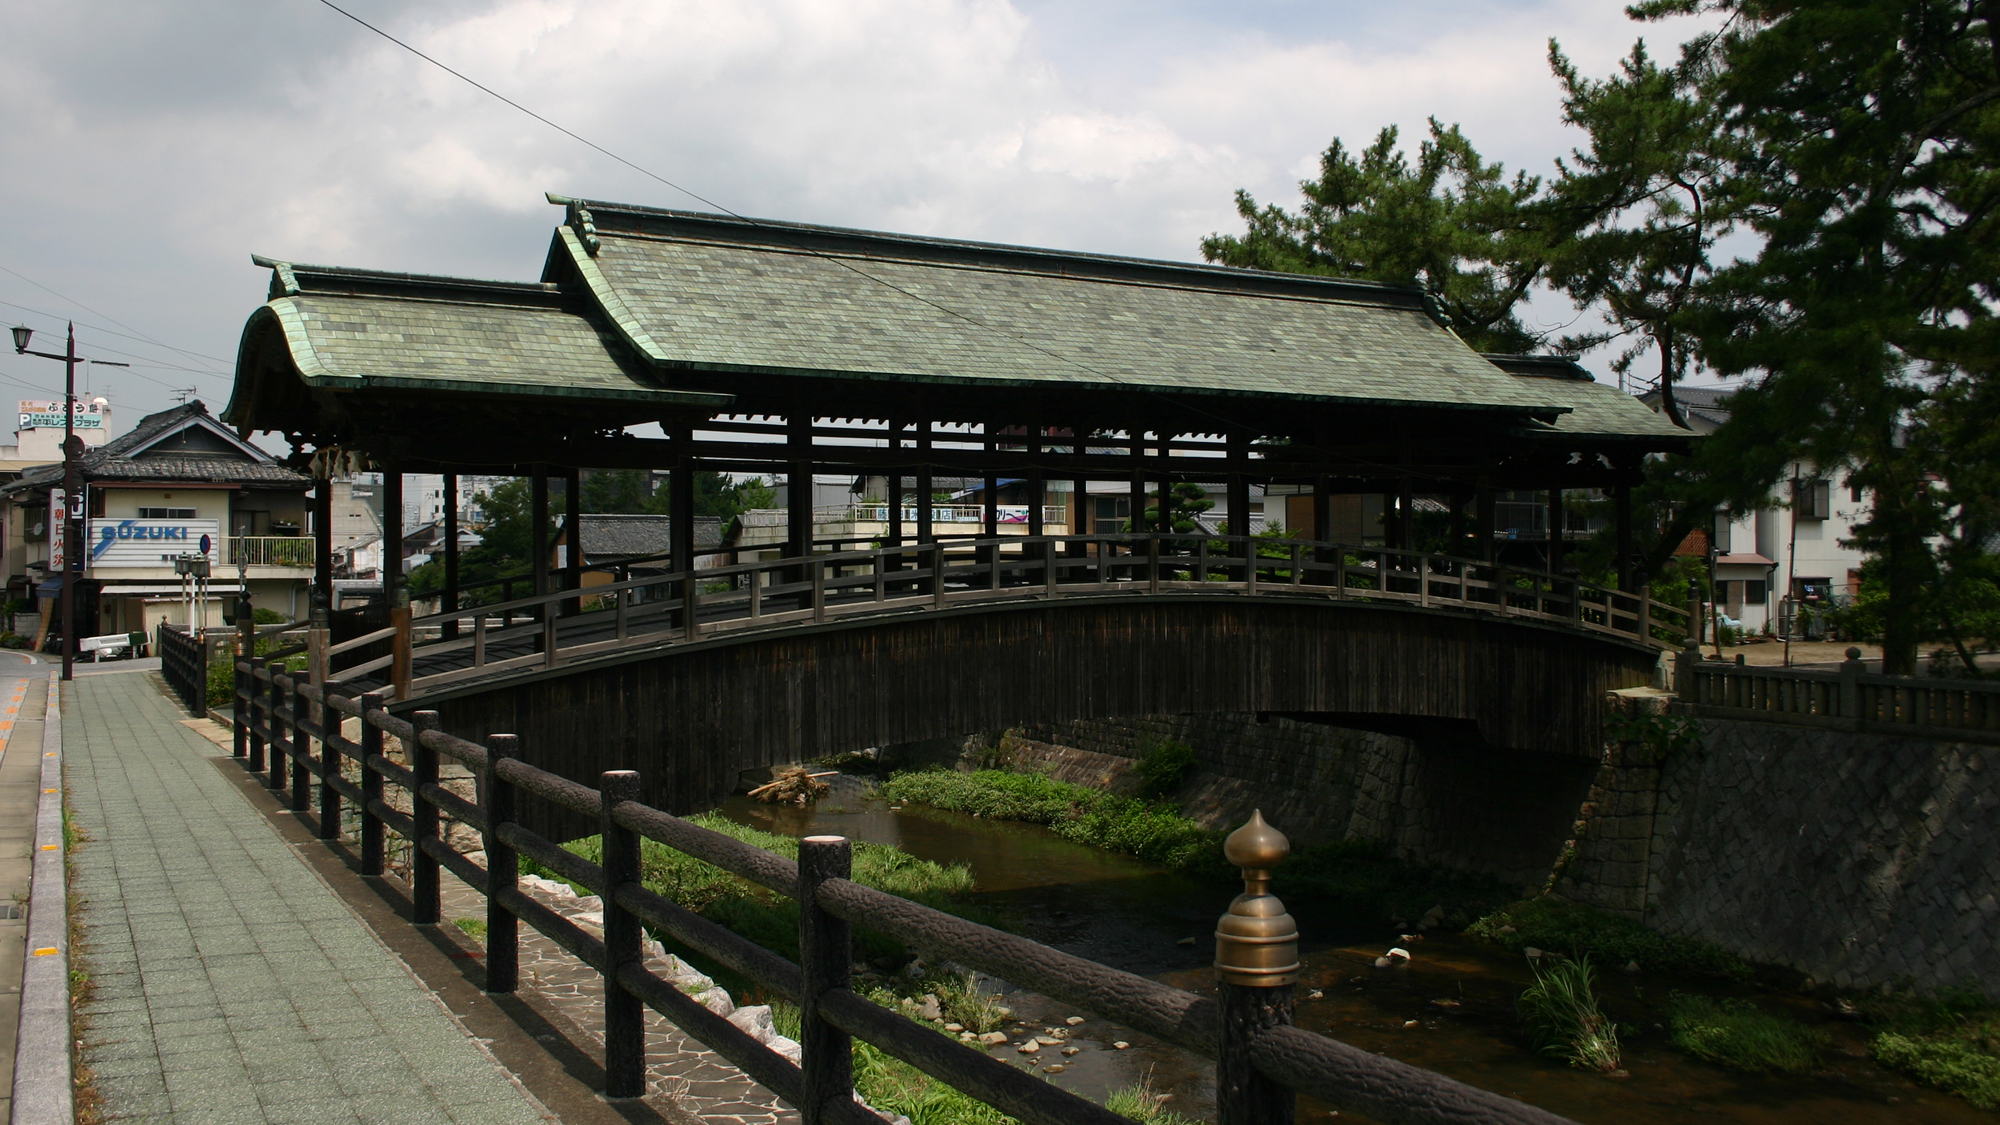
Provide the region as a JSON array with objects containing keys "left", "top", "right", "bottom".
[{"left": 0, "top": 401, "right": 313, "bottom": 638}]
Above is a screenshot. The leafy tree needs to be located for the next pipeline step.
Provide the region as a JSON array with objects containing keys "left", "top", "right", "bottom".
[
  {"left": 581, "top": 468, "right": 652, "bottom": 514},
  {"left": 1125, "top": 482, "right": 1214, "bottom": 534},
  {"left": 1545, "top": 39, "right": 1738, "bottom": 428},
  {"left": 1634, "top": 0, "right": 2000, "bottom": 672},
  {"left": 1201, "top": 120, "right": 1554, "bottom": 352}
]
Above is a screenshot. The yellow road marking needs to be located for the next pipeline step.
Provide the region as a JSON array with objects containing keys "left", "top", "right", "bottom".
[
  {"left": 39, "top": 844, "right": 57, "bottom": 851},
  {"left": 33, "top": 948, "right": 57, "bottom": 956}
]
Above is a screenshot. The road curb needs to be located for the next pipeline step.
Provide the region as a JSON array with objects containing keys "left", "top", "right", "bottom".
[{"left": 12, "top": 677, "right": 72, "bottom": 1124}]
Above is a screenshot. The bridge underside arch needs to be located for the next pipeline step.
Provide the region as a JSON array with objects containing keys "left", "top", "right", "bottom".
[{"left": 411, "top": 595, "right": 1657, "bottom": 835}]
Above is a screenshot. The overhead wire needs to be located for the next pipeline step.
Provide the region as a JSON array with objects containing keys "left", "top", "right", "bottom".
[{"left": 314, "top": 0, "right": 1526, "bottom": 486}]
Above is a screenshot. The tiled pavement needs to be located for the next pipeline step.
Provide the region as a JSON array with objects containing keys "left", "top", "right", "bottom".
[{"left": 63, "top": 670, "right": 552, "bottom": 1125}]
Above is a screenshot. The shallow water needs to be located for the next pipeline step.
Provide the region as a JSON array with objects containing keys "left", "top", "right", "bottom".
[{"left": 720, "top": 779, "right": 1990, "bottom": 1123}]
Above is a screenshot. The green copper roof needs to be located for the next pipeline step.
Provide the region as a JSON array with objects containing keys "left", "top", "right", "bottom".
[
  {"left": 1482, "top": 354, "right": 1690, "bottom": 442},
  {"left": 543, "top": 199, "right": 1578, "bottom": 417},
  {"left": 234, "top": 259, "right": 732, "bottom": 411}
]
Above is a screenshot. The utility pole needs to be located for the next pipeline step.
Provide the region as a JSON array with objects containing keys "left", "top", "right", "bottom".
[{"left": 11, "top": 323, "right": 127, "bottom": 682}]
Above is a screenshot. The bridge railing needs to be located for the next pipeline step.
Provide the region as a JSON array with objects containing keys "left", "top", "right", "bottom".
[
  {"left": 384, "top": 534, "right": 1687, "bottom": 700},
  {"left": 232, "top": 658, "right": 1579, "bottom": 1125},
  {"left": 1678, "top": 645, "right": 2000, "bottom": 744}
]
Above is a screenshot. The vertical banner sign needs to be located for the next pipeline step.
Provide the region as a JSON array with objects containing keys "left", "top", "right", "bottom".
[{"left": 48, "top": 489, "right": 64, "bottom": 571}]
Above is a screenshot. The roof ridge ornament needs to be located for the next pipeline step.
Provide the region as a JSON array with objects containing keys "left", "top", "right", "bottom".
[{"left": 566, "top": 199, "right": 601, "bottom": 256}]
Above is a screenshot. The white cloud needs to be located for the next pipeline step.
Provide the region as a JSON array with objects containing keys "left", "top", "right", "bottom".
[{"left": 0, "top": 0, "right": 1723, "bottom": 421}]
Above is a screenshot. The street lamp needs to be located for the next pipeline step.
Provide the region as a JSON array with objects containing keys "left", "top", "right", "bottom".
[{"left": 12, "top": 324, "right": 128, "bottom": 682}]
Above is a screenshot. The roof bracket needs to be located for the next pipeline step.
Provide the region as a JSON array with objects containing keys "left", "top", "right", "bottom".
[{"left": 565, "top": 199, "right": 601, "bottom": 256}]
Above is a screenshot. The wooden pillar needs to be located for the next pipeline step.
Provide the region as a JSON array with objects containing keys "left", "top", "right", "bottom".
[
  {"left": 1475, "top": 482, "right": 1497, "bottom": 564},
  {"left": 983, "top": 424, "right": 999, "bottom": 538},
  {"left": 1615, "top": 484, "right": 1634, "bottom": 591},
  {"left": 311, "top": 479, "right": 333, "bottom": 622},
  {"left": 916, "top": 420, "right": 934, "bottom": 544},
  {"left": 1396, "top": 476, "right": 1415, "bottom": 552},
  {"left": 1027, "top": 424, "right": 1045, "bottom": 538},
  {"left": 1129, "top": 431, "right": 1148, "bottom": 533},
  {"left": 564, "top": 467, "right": 582, "bottom": 600},
  {"left": 382, "top": 470, "right": 404, "bottom": 608},
  {"left": 530, "top": 469, "right": 550, "bottom": 598},
  {"left": 1072, "top": 422, "right": 1090, "bottom": 545},
  {"left": 787, "top": 411, "right": 813, "bottom": 559},
  {"left": 1226, "top": 431, "right": 1251, "bottom": 538},
  {"left": 441, "top": 474, "right": 459, "bottom": 639},
  {"left": 1547, "top": 487, "right": 1565, "bottom": 574},
  {"left": 1312, "top": 476, "right": 1332, "bottom": 545},
  {"left": 1448, "top": 491, "right": 1467, "bottom": 557},
  {"left": 671, "top": 425, "right": 697, "bottom": 576}
]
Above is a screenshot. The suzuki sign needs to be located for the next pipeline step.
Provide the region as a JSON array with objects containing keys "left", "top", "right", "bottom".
[{"left": 87, "top": 518, "right": 221, "bottom": 568}]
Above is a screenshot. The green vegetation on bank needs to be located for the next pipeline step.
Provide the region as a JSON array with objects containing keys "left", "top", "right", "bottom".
[
  {"left": 1468, "top": 898, "right": 1749, "bottom": 978},
  {"left": 878, "top": 769, "right": 1220, "bottom": 871},
  {"left": 1517, "top": 956, "right": 1621, "bottom": 1072},
  {"left": 879, "top": 768, "right": 1514, "bottom": 922},
  {"left": 1863, "top": 992, "right": 2000, "bottom": 1110},
  {"left": 1662, "top": 992, "right": 1825, "bottom": 1073}
]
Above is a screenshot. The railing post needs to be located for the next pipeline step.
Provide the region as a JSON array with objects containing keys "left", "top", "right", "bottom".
[
  {"left": 1244, "top": 538, "right": 1258, "bottom": 596},
  {"left": 266, "top": 662, "right": 288, "bottom": 792},
  {"left": 234, "top": 617, "right": 253, "bottom": 758},
  {"left": 482, "top": 734, "right": 520, "bottom": 994},
  {"left": 1290, "top": 543, "right": 1303, "bottom": 587},
  {"left": 932, "top": 544, "right": 948, "bottom": 609},
  {"left": 290, "top": 672, "right": 311, "bottom": 813},
  {"left": 1214, "top": 812, "right": 1298, "bottom": 1125},
  {"left": 359, "top": 691, "right": 386, "bottom": 877},
  {"left": 600, "top": 769, "right": 645, "bottom": 1098},
  {"left": 391, "top": 604, "right": 413, "bottom": 699},
  {"left": 812, "top": 558, "right": 827, "bottom": 624},
  {"left": 1148, "top": 535, "right": 1161, "bottom": 594},
  {"left": 247, "top": 657, "right": 267, "bottom": 772},
  {"left": 684, "top": 570, "right": 701, "bottom": 640},
  {"left": 473, "top": 614, "right": 487, "bottom": 669},
  {"left": 798, "top": 835, "right": 854, "bottom": 1125},
  {"left": 1044, "top": 538, "right": 1059, "bottom": 597},
  {"left": 1839, "top": 646, "right": 1864, "bottom": 731},
  {"left": 410, "top": 710, "right": 442, "bottom": 924},
  {"left": 317, "top": 683, "right": 341, "bottom": 841}
]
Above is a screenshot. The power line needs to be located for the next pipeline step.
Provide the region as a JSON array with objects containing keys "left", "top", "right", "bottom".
[{"left": 0, "top": 265, "right": 234, "bottom": 368}]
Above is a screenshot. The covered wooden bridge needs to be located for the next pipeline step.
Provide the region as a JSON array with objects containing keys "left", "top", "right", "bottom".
[{"left": 228, "top": 193, "right": 1687, "bottom": 613}]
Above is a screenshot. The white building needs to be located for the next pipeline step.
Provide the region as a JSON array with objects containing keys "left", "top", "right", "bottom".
[{"left": 1646, "top": 386, "right": 1873, "bottom": 635}]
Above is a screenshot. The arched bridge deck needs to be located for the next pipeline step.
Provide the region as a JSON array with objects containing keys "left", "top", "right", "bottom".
[{"left": 311, "top": 536, "right": 1681, "bottom": 824}]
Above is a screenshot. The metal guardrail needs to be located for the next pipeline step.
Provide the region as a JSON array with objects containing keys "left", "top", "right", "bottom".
[
  {"left": 1678, "top": 645, "right": 2000, "bottom": 744},
  {"left": 226, "top": 536, "right": 314, "bottom": 568},
  {"left": 233, "top": 653, "right": 1578, "bottom": 1125},
  {"left": 379, "top": 534, "right": 1687, "bottom": 700}
]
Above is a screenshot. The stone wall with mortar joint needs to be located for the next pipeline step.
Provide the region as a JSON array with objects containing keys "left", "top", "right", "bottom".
[{"left": 1561, "top": 705, "right": 2000, "bottom": 997}]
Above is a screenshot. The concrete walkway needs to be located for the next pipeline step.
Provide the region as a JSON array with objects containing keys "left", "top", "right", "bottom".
[{"left": 63, "top": 669, "right": 552, "bottom": 1125}]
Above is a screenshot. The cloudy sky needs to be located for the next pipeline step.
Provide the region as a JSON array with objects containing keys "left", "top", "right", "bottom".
[{"left": 1, "top": 0, "right": 1717, "bottom": 438}]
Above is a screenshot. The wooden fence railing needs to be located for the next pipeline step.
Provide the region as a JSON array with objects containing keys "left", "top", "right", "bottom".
[
  {"left": 157, "top": 624, "right": 207, "bottom": 714},
  {"left": 356, "top": 534, "right": 1686, "bottom": 700},
  {"left": 232, "top": 654, "right": 1577, "bottom": 1125},
  {"left": 1677, "top": 645, "right": 2000, "bottom": 744}
]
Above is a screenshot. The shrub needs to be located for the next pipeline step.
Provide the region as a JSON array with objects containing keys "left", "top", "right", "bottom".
[
  {"left": 1133, "top": 739, "right": 1197, "bottom": 799},
  {"left": 1664, "top": 992, "right": 1826, "bottom": 1073},
  {"left": 1862, "top": 990, "right": 2000, "bottom": 1108},
  {"left": 1106, "top": 1068, "right": 1199, "bottom": 1124},
  {"left": 1468, "top": 899, "right": 1749, "bottom": 978},
  {"left": 877, "top": 769, "right": 1221, "bottom": 870},
  {"left": 252, "top": 607, "right": 288, "bottom": 625},
  {"left": 1518, "top": 956, "right": 1620, "bottom": 1072},
  {"left": 1276, "top": 838, "right": 1513, "bottom": 927}
]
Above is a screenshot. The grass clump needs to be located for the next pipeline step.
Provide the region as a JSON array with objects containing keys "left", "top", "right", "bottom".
[
  {"left": 1106, "top": 1068, "right": 1199, "bottom": 1124},
  {"left": 1862, "top": 990, "right": 2000, "bottom": 1109},
  {"left": 1468, "top": 898, "right": 1749, "bottom": 978},
  {"left": 1518, "top": 956, "right": 1621, "bottom": 1072},
  {"left": 1133, "top": 739, "right": 1197, "bottom": 799},
  {"left": 1663, "top": 992, "right": 1826, "bottom": 1073},
  {"left": 878, "top": 769, "right": 1220, "bottom": 870}
]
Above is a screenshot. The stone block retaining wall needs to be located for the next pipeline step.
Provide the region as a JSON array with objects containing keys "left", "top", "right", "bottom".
[{"left": 1562, "top": 715, "right": 2000, "bottom": 997}]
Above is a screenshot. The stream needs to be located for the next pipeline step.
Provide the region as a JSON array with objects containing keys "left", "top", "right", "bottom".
[{"left": 719, "top": 777, "right": 1990, "bottom": 1124}]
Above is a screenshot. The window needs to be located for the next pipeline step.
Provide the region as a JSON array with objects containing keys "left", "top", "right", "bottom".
[
  {"left": 1849, "top": 482, "right": 1863, "bottom": 503},
  {"left": 1745, "top": 580, "right": 1768, "bottom": 604},
  {"left": 1792, "top": 479, "right": 1831, "bottom": 520},
  {"left": 1093, "top": 497, "right": 1131, "bottom": 520},
  {"left": 137, "top": 507, "right": 197, "bottom": 519}
]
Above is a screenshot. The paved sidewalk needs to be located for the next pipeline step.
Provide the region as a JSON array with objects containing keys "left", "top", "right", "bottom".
[{"left": 64, "top": 670, "right": 552, "bottom": 1124}]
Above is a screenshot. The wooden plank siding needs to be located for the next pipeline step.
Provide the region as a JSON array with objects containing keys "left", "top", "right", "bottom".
[{"left": 406, "top": 596, "right": 1658, "bottom": 840}]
